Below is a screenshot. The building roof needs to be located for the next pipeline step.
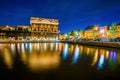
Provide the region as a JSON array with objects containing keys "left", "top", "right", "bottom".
[{"left": 30, "top": 17, "right": 59, "bottom": 25}]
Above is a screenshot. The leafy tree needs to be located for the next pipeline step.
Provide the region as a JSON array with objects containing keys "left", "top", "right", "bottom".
[
  {"left": 64, "top": 33, "right": 68, "bottom": 38},
  {"left": 71, "top": 30, "right": 78, "bottom": 37},
  {"left": 68, "top": 32, "right": 72, "bottom": 38},
  {"left": 108, "top": 23, "right": 117, "bottom": 38},
  {"left": 92, "top": 29, "right": 97, "bottom": 37}
]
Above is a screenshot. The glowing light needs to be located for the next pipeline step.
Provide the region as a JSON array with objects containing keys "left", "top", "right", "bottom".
[
  {"left": 63, "top": 44, "right": 68, "bottom": 60},
  {"left": 110, "top": 51, "right": 113, "bottom": 59},
  {"left": 80, "top": 46, "right": 83, "bottom": 54},
  {"left": 91, "top": 49, "right": 98, "bottom": 66},
  {"left": 2, "top": 48, "right": 13, "bottom": 69},
  {"left": 28, "top": 54, "right": 60, "bottom": 71},
  {"left": 50, "top": 43, "right": 53, "bottom": 51},
  {"left": 56, "top": 43, "right": 58, "bottom": 51},
  {"left": 70, "top": 45, "right": 74, "bottom": 54},
  {"left": 97, "top": 54, "right": 104, "bottom": 69},
  {"left": 106, "top": 51, "right": 109, "bottom": 59},
  {"left": 10, "top": 44, "right": 15, "bottom": 54},
  {"left": 73, "top": 46, "right": 79, "bottom": 64},
  {"left": 21, "top": 43, "right": 25, "bottom": 53},
  {"left": 100, "top": 29, "right": 104, "bottom": 33},
  {"left": 21, "top": 52, "right": 27, "bottom": 64},
  {"left": 86, "top": 48, "right": 90, "bottom": 55},
  {"left": 58, "top": 43, "right": 62, "bottom": 53},
  {"left": 44, "top": 43, "right": 47, "bottom": 51},
  {"left": 34, "top": 43, "right": 37, "bottom": 51},
  {"left": 113, "top": 51, "right": 117, "bottom": 63},
  {"left": 69, "top": 45, "right": 74, "bottom": 54},
  {"left": 25, "top": 43, "right": 28, "bottom": 49},
  {"left": 29, "top": 43, "right": 32, "bottom": 53},
  {"left": 37, "top": 43, "right": 40, "bottom": 51},
  {"left": 17, "top": 43, "right": 20, "bottom": 53}
]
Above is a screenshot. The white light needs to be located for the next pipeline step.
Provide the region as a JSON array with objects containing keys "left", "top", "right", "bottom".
[
  {"left": 100, "top": 29, "right": 104, "bottom": 33},
  {"left": 10, "top": 44, "right": 15, "bottom": 54},
  {"left": 73, "top": 47, "right": 79, "bottom": 64},
  {"left": 56, "top": 43, "right": 58, "bottom": 51},
  {"left": 21, "top": 43, "right": 25, "bottom": 53},
  {"left": 63, "top": 44, "right": 68, "bottom": 60},
  {"left": 98, "top": 54, "right": 104, "bottom": 69},
  {"left": 37, "top": 43, "right": 40, "bottom": 51}
]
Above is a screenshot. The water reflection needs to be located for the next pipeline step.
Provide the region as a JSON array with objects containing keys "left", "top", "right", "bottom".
[
  {"left": 1, "top": 48, "right": 13, "bottom": 69},
  {"left": 73, "top": 45, "right": 80, "bottom": 64},
  {"left": 62, "top": 43, "right": 68, "bottom": 60},
  {"left": 10, "top": 44, "right": 16, "bottom": 54},
  {"left": 0, "top": 43, "right": 120, "bottom": 71},
  {"left": 28, "top": 53, "right": 60, "bottom": 71},
  {"left": 91, "top": 49, "right": 98, "bottom": 66},
  {"left": 98, "top": 54, "right": 104, "bottom": 69}
]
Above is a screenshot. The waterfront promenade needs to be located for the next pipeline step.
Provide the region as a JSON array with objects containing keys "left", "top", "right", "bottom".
[{"left": 0, "top": 40, "right": 120, "bottom": 48}]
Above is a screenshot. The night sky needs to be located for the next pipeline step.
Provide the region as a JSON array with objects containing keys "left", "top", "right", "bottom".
[{"left": 0, "top": 0, "right": 120, "bottom": 33}]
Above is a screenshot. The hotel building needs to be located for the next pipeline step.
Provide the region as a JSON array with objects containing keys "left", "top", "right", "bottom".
[{"left": 30, "top": 17, "right": 59, "bottom": 40}]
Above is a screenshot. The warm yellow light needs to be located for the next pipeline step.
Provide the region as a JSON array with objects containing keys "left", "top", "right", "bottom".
[
  {"left": 91, "top": 49, "right": 98, "bottom": 66},
  {"left": 2, "top": 48, "right": 13, "bottom": 69},
  {"left": 27, "top": 54, "right": 60, "bottom": 71}
]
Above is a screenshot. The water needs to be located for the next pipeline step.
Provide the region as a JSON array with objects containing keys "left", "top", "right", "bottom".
[{"left": 0, "top": 43, "right": 120, "bottom": 80}]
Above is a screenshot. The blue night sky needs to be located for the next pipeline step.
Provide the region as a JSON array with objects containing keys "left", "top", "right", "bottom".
[{"left": 0, "top": 0, "right": 120, "bottom": 33}]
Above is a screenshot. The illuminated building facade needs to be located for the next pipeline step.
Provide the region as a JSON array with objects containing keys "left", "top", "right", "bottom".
[
  {"left": 16, "top": 26, "right": 31, "bottom": 40},
  {"left": 116, "top": 24, "right": 120, "bottom": 37},
  {"left": 98, "top": 26, "right": 108, "bottom": 38},
  {"left": 84, "top": 30, "right": 93, "bottom": 39},
  {"left": 0, "top": 26, "right": 16, "bottom": 40},
  {"left": 84, "top": 25, "right": 99, "bottom": 39},
  {"left": 30, "top": 17, "right": 59, "bottom": 40},
  {"left": 82, "top": 25, "right": 109, "bottom": 39},
  {"left": 0, "top": 17, "right": 59, "bottom": 40},
  {"left": 0, "top": 25, "right": 31, "bottom": 40}
]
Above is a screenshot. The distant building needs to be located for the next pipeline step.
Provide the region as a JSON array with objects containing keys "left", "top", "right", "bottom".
[
  {"left": 0, "top": 26, "right": 16, "bottom": 40},
  {"left": 16, "top": 26, "right": 31, "bottom": 40},
  {"left": 84, "top": 25, "right": 99, "bottom": 39},
  {"left": 30, "top": 17, "right": 59, "bottom": 40},
  {"left": 98, "top": 26, "right": 108, "bottom": 38},
  {"left": 0, "top": 17, "right": 59, "bottom": 40},
  {"left": 116, "top": 24, "right": 120, "bottom": 37}
]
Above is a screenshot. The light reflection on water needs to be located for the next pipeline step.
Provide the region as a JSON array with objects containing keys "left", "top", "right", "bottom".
[
  {"left": 98, "top": 54, "right": 104, "bottom": 69},
  {"left": 73, "top": 45, "right": 80, "bottom": 64},
  {"left": 0, "top": 43, "right": 120, "bottom": 72},
  {"left": 63, "top": 43, "right": 68, "bottom": 60}
]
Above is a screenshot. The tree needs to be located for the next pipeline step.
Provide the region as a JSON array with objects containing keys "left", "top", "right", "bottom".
[
  {"left": 64, "top": 33, "right": 68, "bottom": 39},
  {"left": 108, "top": 23, "right": 117, "bottom": 38},
  {"left": 71, "top": 30, "right": 78, "bottom": 37},
  {"left": 92, "top": 29, "right": 97, "bottom": 38},
  {"left": 68, "top": 32, "right": 72, "bottom": 39}
]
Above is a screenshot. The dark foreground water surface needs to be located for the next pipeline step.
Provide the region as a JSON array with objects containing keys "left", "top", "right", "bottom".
[{"left": 0, "top": 43, "right": 120, "bottom": 80}]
